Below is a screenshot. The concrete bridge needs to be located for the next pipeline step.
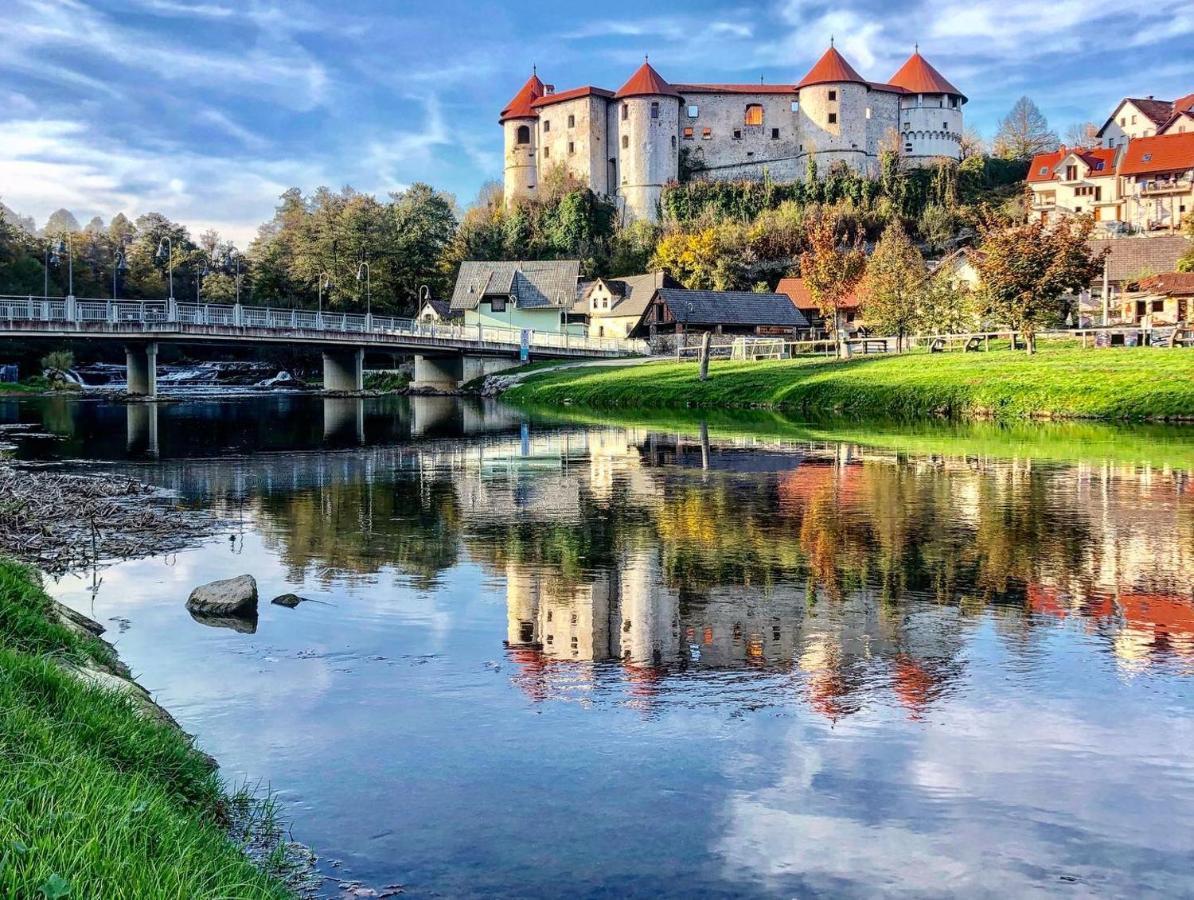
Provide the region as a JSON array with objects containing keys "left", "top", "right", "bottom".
[{"left": 0, "top": 295, "right": 646, "bottom": 395}]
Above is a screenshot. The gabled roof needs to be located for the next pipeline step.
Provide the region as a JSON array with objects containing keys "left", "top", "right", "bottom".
[
  {"left": 1086, "top": 236, "right": 1191, "bottom": 283},
  {"left": 591, "top": 272, "right": 675, "bottom": 319},
  {"left": 1137, "top": 272, "right": 1194, "bottom": 296},
  {"left": 796, "top": 46, "right": 867, "bottom": 90},
  {"left": 615, "top": 60, "right": 680, "bottom": 99},
  {"left": 1162, "top": 110, "right": 1194, "bottom": 135},
  {"left": 451, "top": 260, "right": 581, "bottom": 311},
  {"left": 1026, "top": 146, "right": 1116, "bottom": 183},
  {"left": 1098, "top": 97, "right": 1174, "bottom": 137},
  {"left": 420, "top": 297, "right": 454, "bottom": 318},
  {"left": 1119, "top": 132, "right": 1194, "bottom": 175},
  {"left": 654, "top": 288, "right": 810, "bottom": 327},
  {"left": 887, "top": 51, "right": 965, "bottom": 101},
  {"left": 531, "top": 86, "right": 614, "bottom": 110},
  {"left": 776, "top": 277, "right": 861, "bottom": 310},
  {"left": 500, "top": 72, "right": 545, "bottom": 123}
]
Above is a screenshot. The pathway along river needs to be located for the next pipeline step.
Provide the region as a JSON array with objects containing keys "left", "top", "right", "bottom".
[{"left": 3, "top": 394, "right": 1194, "bottom": 898}]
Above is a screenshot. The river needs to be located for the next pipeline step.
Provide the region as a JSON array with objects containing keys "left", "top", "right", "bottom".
[{"left": 3, "top": 394, "right": 1193, "bottom": 898}]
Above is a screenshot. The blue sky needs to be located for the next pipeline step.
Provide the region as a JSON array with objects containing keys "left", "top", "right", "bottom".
[{"left": 2, "top": 0, "right": 1192, "bottom": 244}]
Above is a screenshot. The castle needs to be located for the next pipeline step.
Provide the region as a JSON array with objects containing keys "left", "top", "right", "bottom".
[{"left": 500, "top": 43, "right": 967, "bottom": 222}]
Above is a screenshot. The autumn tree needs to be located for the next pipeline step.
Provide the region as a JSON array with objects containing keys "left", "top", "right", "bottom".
[
  {"left": 975, "top": 215, "right": 1106, "bottom": 353},
  {"left": 993, "top": 97, "right": 1058, "bottom": 161},
  {"left": 859, "top": 221, "right": 924, "bottom": 350},
  {"left": 1063, "top": 121, "right": 1099, "bottom": 148},
  {"left": 798, "top": 212, "right": 865, "bottom": 354}
]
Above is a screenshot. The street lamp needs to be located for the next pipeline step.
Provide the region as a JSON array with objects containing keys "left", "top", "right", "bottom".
[
  {"left": 223, "top": 247, "right": 242, "bottom": 305},
  {"left": 195, "top": 256, "right": 210, "bottom": 303},
  {"left": 155, "top": 237, "right": 175, "bottom": 301},
  {"left": 55, "top": 235, "right": 74, "bottom": 297},
  {"left": 356, "top": 261, "right": 371, "bottom": 319},
  {"left": 112, "top": 250, "right": 128, "bottom": 300},
  {"left": 44, "top": 242, "right": 58, "bottom": 300},
  {"left": 318, "top": 272, "right": 331, "bottom": 325}
]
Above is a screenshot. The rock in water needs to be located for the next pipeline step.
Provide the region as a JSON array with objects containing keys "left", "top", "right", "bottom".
[
  {"left": 186, "top": 575, "right": 258, "bottom": 617},
  {"left": 271, "top": 593, "right": 306, "bottom": 608}
]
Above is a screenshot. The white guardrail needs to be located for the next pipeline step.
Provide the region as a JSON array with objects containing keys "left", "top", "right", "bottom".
[{"left": 0, "top": 295, "right": 648, "bottom": 356}]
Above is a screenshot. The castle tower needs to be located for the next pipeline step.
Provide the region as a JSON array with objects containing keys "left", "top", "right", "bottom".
[
  {"left": 795, "top": 43, "right": 873, "bottom": 174},
  {"left": 888, "top": 49, "right": 966, "bottom": 163},
  {"left": 501, "top": 71, "right": 545, "bottom": 205},
  {"left": 613, "top": 59, "right": 680, "bottom": 222}
]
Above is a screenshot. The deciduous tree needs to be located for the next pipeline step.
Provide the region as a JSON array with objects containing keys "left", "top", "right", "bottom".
[
  {"left": 993, "top": 97, "right": 1058, "bottom": 161},
  {"left": 798, "top": 212, "right": 865, "bottom": 353},
  {"left": 859, "top": 222, "right": 924, "bottom": 350}
]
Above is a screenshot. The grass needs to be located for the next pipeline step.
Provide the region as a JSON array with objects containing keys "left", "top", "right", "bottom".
[
  {"left": 0, "top": 377, "right": 81, "bottom": 395},
  {"left": 506, "top": 346, "right": 1194, "bottom": 422},
  {"left": 0, "top": 559, "right": 293, "bottom": 899},
  {"left": 363, "top": 370, "right": 411, "bottom": 392}
]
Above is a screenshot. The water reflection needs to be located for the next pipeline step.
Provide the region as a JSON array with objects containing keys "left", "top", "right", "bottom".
[{"left": 6, "top": 396, "right": 1194, "bottom": 896}]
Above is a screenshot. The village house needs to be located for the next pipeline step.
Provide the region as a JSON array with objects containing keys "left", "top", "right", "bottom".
[
  {"left": 450, "top": 260, "right": 586, "bottom": 337},
  {"left": 417, "top": 296, "right": 456, "bottom": 323},
  {"left": 1121, "top": 272, "right": 1194, "bottom": 325},
  {"left": 1118, "top": 132, "right": 1194, "bottom": 234},
  {"left": 1027, "top": 147, "right": 1118, "bottom": 225},
  {"left": 634, "top": 288, "right": 810, "bottom": 338},
  {"left": 501, "top": 44, "right": 967, "bottom": 222},
  {"left": 573, "top": 271, "right": 677, "bottom": 339},
  {"left": 930, "top": 247, "right": 985, "bottom": 291},
  {"left": 776, "top": 276, "right": 863, "bottom": 334}
]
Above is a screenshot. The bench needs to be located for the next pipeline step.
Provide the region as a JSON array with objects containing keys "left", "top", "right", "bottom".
[
  {"left": 930, "top": 337, "right": 946, "bottom": 353},
  {"left": 964, "top": 336, "right": 983, "bottom": 352}
]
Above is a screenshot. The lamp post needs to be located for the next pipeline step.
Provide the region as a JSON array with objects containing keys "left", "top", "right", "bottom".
[
  {"left": 43, "top": 243, "right": 57, "bottom": 300},
  {"left": 224, "top": 247, "right": 242, "bottom": 305},
  {"left": 155, "top": 237, "right": 175, "bottom": 301},
  {"left": 195, "top": 256, "right": 210, "bottom": 303},
  {"left": 356, "top": 261, "right": 371, "bottom": 321},
  {"left": 318, "top": 272, "right": 331, "bottom": 327},
  {"left": 112, "top": 250, "right": 128, "bottom": 300},
  {"left": 55, "top": 235, "right": 74, "bottom": 297}
]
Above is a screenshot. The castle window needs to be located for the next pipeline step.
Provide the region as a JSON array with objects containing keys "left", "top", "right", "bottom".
[
  {"left": 865, "top": 107, "right": 872, "bottom": 119},
  {"left": 791, "top": 100, "right": 799, "bottom": 112},
  {"left": 622, "top": 135, "right": 629, "bottom": 149},
  {"left": 905, "top": 143, "right": 913, "bottom": 153},
  {"left": 745, "top": 104, "right": 764, "bottom": 126},
  {"left": 828, "top": 90, "right": 837, "bottom": 101},
  {"left": 543, "top": 120, "right": 550, "bottom": 133},
  {"left": 828, "top": 112, "right": 837, "bottom": 124},
  {"left": 702, "top": 128, "right": 712, "bottom": 139},
  {"left": 733, "top": 129, "right": 741, "bottom": 140},
  {"left": 943, "top": 121, "right": 948, "bottom": 130},
  {"left": 683, "top": 126, "right": 694, "bottom": 139},
  {"left": 622, "top": 104, "right": 629, "bottom": 121},
  {"left": 567, "top": 114, "right": 575, "bottom": 128},
  {"left": 651, "top": 101, "right": 660, "bottom": 119},
  {"left": 568, "top": 141, "right": 575, "bottom": 155},
  {"left": 687, "top": 104, "right": 699, "bottom": 118},
  {"left": 516, "top": 125, "right": 530, "bottom": 145},
  {"left": 771, "top": 128, "right": 779, "bottom": 140},
  {"left": 671, "top": 135, "right": 676, "bottom": 148}
]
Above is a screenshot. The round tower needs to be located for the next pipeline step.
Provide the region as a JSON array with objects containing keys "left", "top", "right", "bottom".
[
  {"left": 500, "top": 71, "right": 544, "bottom": 205},
  {"left": 888, "top": 48, "right": 966, "bottom": 163},
  {"left": 795, "top": 43, "right": 872, "bottom": 175},
  {"left": 613, "top": 59, "right": 680, "bottom": 223}
]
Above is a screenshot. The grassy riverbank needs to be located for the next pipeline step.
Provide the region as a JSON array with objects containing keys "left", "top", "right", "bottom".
[
  {"left": 0, "top": 560, "right": 292, "bottom": 898},
  {"left": 509, "top": 347, "right": 1194, "bottom": 422}
]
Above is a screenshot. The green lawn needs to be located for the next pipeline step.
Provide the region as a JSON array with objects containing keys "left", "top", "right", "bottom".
[
  {"left": 507, "top": 347, "right": 1194, "bottom": 422},
  {"left": 0, "top": 560, "right": 292, "bottom": 899}
]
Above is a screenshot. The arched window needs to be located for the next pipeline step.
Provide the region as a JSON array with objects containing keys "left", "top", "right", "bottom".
[
  {"left": 515, "top": 125, "right": 530, "bottom": 145},
  {"left": 745, "top": 104, "right": 764, "bottom": 126}
]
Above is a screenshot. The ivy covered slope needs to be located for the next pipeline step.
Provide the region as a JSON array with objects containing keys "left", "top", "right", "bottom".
[
  {"left": 506, "top": 348, "right": 1194, "bottom": 422},
  {"left": 0, "top": 560, "right": 290, "bottom": 899}
]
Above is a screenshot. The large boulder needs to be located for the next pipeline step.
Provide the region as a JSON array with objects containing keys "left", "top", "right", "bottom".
[{"left": 186, "top": 575, "right": 258, "bottom": 617}]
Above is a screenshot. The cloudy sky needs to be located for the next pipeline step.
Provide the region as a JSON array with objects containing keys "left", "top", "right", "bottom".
[{"left": 2, "top": 0, "right": 1192, "bottom": 244}]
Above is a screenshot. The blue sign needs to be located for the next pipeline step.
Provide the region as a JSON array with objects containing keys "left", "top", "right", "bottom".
[{"left": 520, "top": 329, "right": 530, "bottom": 363}]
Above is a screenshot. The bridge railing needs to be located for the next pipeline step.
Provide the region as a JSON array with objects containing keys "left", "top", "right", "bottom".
[{"left": 0, "top": 295, "right": 648, "bottom": 356}]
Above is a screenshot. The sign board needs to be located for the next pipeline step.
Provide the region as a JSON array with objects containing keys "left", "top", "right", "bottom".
[
  {"left": 1094, "top": 331, "right": 1111, "bottom": 348},
  {"left": 519, "top": 329, "right": 530, "bottom": 363}
]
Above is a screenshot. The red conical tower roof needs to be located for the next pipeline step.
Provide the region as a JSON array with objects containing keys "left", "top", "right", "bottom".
[
  {"left": 500, "top": 71, "right": 545, "bottom": 123},
  {"left": 615, "top": 59, "right": 680, "bottom": 99},
  {"left": 888, "top": 50, "right": 965, "bottom": 101},
  {"left": 796, "top": 45, "right": 867, "bottom": 89}
]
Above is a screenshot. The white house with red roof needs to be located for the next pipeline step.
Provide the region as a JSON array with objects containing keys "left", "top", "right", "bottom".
[
  {"left": 1119, "top": 132, "right": 1194, "bottom": 233},
  {"left": 500, "top": 44, "right": 966, "bottom": 222},
  {"left": 1026, "top": 146, "right": 1119, "bottom": 225}
]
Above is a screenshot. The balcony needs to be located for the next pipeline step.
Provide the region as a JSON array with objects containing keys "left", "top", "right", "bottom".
[{"left": 1139, "top": 176, "right": 1193, "bottom": 195}]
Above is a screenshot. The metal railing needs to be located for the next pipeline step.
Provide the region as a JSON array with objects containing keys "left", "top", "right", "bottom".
[{"left": 0, "top": 295, "right": 648, "bottom": 356}]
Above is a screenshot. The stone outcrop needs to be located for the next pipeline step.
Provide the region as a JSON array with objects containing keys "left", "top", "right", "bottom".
[
  {"left": 271, "top": 593, "right": 307, "bottom": 608},
  {"left": 186, "top": 574, "right": 258, "bottom": 617}
]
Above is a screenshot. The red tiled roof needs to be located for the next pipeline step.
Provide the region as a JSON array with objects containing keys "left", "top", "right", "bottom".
[
  {"left": 530, "top": 85, "right": 614, "bottom": 109},
  {"left": 1137, "top": 272, "right": 1194, "bottom": 295},
  {"left": 674, "top": 83, "right": 797, "bottom": 95},
  {"left": 1120, "top": 132, "right": 1194, "bottom": 175},
  {"left": 796, "top": 46, "right": 867, "bottom": 90},
  {"left": 1026, "top": 146, "right": 1116, "bottom": 183},
  {"left": 1174, "top": 93, "right": 1194, "bottom": 114},
  {"left": 776, "top": 276, "right": 861, "bottom": 310},
  {"left": 887, "top": 51, "right": 965, "bottom": 101},
  {"left": 615, "top": 60, "right": 680, "bottom": 99},
  {"left": 499, "top": 72, "right": 544, "bottom": 123}
]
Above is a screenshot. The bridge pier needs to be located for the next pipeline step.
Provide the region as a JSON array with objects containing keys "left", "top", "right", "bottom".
[
  {"left": 322, "top": 349, "right": 364, "bottom": 392},
  {"left": 411, "top": 354, "right": 521, "bottom": 392},
  {"left": 125, "top": 343, "right": 158, "bottom": 397}
]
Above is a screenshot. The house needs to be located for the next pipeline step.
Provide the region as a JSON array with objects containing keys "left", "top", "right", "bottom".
[
  {"left": 1097, "top": 97, "right": 1177, "bottom": 150},
  {"left": 1121, "top": 272, "right": 1194, "bottom": 324},
  {"left": 633, "top": 288, "right": 810, "bottom": 337},
  {"left": 450, "top": 260, "right": 586, "bottom": 336},
  {"left": 930, "top": 247, "right": 985, "bottom": 290},
  {"left": 1160, "top": 93, "right": 1194, "bottom": 136},
  {"left": 776, "top": 276, "right": 863, "bottom": 333},
  {"left": 417, "top": 297, "right": 457, "bottom": 323},
  {"left": 1026, "top": 146, "right": 1119, "bottom": 225},
  {"left": 1118, "top": 132, "right": 1194, "bottom": 234},
  {"left": 1087, "top": 235, "right": 1191, "bottom": 292},
  {"left": 573, "top": 272, "right": 678, "bottom": 339}
]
